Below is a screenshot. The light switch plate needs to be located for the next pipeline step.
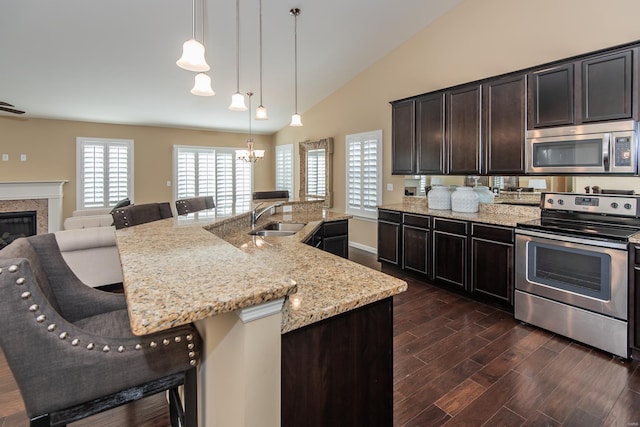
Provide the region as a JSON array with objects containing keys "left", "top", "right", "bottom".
[
  {"left": 2, "top": 154, "right": 8, "bottom": 161},
  {"left": 386, "top": 183, "right": 394, "bottom": 191},
  {"left": 20, "top": 154, "right": 26, "bottom": 161}
]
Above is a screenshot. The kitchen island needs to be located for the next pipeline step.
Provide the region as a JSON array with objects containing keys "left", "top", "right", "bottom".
[{"left": 114, "top": 200, "right": 407, "bottom": 426}]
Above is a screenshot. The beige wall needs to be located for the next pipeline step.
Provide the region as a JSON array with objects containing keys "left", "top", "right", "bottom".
[
  {"left": 0, "top": 117, "right": 274, "bottom": 220},
  {"left": 274, "top": 0, "right": 640, "bottom": 250}
]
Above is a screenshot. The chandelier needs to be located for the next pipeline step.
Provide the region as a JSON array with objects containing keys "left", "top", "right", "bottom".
[{"left": 236, "top": 92, "right": 264, "bottom": 163}]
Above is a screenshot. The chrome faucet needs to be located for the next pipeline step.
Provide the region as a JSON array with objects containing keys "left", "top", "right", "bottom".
[{"left": 251, "top": 202, "right": 284, "bottom": 227}]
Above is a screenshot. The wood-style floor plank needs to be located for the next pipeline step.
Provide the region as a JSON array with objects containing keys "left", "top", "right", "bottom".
[{"left": 1, "top": 248, "right": 640, "bottom": 427}]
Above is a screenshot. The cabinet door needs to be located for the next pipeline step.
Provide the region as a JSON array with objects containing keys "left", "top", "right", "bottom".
[
  {"left": 633, "top": 266, "right": 640, "bottom": 351},
  {"left": 529, "top": 63, "right": 575, "bottom": 128},
  {"left": 416, "top": 93, "right": 446, "bottom": 174},
  {"left": 471, "top": 238, "right": 513, "bottom": 305},
  {"left": 323, "top": 235, "right": 348, "bottom": 259},
  {"left": 391, "top": 100, "right": 416, "bottom": 174},
  {"left": 402, "top": 225, "right": 430, "bottom": 276},
  {"left": 433, "top": 231, "right": 467, "bottom": 290},
  {"left": 483, "top": 75, "right": 526, "bottom": 174},
  {"left": 447, "top": 85, "right": 482, "bottom": 174},
  {"left": 378, "top": 218, "right": 401, "bottom": 266},
  {"left": 582, "top": 49, "right": 634, "bottom": 122}
]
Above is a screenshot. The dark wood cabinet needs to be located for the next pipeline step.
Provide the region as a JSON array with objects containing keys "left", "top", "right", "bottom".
[
  {"left": 377, "top": 210, "right": 401, "bottom": 266},
  {"left": 416, "top": 93, "right": 446, "bottom": 174},
  {"left": 529, "top": 47, "right": 637, "bottom": 128},
  {"left": 631, "top": 245, "right": 640, "bottom": 354},
  {"left": 483, "top": 75, "right": 526, "bottom": 174},
  {"left": 582, "top": 49, "right": 634, "bottom": 122},
  {"left": 304, "top": 220, "right": 349, "bottom": 259},
  {"left": 529, "top": 63, "right": 575, "bottom": 128},
  {"left": 402, "top": 213, "right": 431, "bottom": 276},
  {"left": 391, "top": 99, "right": 416, "bottom": 174},
  {"left": 447, "top": 84, "right": 482, "bottom": 174},
  {"left": 433, "top": 218, "right": 468, "bottom": 290},
  {"left": 282, "top": 297, "right": 393, "bottom": 427},
  {"left": 470, "top": 223, "right": 514, "bottom": 305}
]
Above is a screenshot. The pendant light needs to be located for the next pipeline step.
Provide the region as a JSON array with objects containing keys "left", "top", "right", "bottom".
[
  {"left": 255, "top": 0, "right": 268, "bottom": 120},
  {"left": 190, "top": 0, "right": 215, "bottom": 96},
  {"left": 237, "top": 92, "right": 265, "bottom": 162},
  {"left": 177, "top": 0, "right": 210, "bottom": 72},
  {"left": 229, "top": 0, "right": 247, "bottom": 111},
  {"left": 289, "top": 8, "right": 302, "bottom": 127}
]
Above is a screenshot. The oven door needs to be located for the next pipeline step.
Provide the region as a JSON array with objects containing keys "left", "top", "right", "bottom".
[{"left": 515, "top": 229, "right": 627, "bottom": 320}]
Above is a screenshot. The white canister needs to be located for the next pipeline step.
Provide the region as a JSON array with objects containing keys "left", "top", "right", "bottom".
[
  {"left": 427, "top": 185, "right": 451, "bottom": 210},
  {"left": 451, "top": 186, "right": 479, "bottom": 213},
  {"left": 473, "top": 186, "right": 494, "bottom": 204}
]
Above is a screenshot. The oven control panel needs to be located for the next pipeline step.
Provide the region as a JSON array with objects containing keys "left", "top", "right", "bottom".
[{"left": 541, "top": 192, "right": 640, "bottom": 217}]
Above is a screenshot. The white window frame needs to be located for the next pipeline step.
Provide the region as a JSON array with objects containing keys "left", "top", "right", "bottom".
[
  {"left": 76, "top": 137, "right": 134, "bottom": 210},
  {"left": 275, "top": 144, "right": 294, "bottom": 200},
  {"left": 345, "top": 130, "right": 383, "bottom": 219},
  {"left": 172, "top": 145, "right": 253, "bottom": 212}
]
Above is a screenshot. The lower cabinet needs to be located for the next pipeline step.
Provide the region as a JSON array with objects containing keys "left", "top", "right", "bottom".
[
  {"left": 304, "top": 219, "right": 349, "bottom": 259},
  {"left": 378, "top": 210, "right": 402, "bottom": 266},
  {"left": 433, "top": 218, "right": 468, "bottom": 290},
  {"left": 631, "top": 245, "right": 640, "bottom": 354},
  {"left": 402, "top": 213, "right": 431, "bottom": 276},
  {"left": 282, "top": 298, "right": 393, "bottom": 427},
  {"left": 470, "top": 223, "right": 514, "bottom": 304}
]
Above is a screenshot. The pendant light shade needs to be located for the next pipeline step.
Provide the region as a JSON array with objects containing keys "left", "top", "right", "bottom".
[
  {"left": 191, "top": 73, "right": 215, "bottom": 96},
  {"left": 289, "top": 8, "right": 302, "bottom": 127},
  {"left": 255, "top": 105, "right": 268, "bottom": 120},
  {"left": 177, "top": 0, "right": 210, "bottom": 72},
  {"left": 229, "top": 0, "right": 247, "bottom": 111}
]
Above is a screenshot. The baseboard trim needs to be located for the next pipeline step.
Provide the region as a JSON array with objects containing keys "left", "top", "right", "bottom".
[{"left": 348, "top": 241, "right": 377, "bottom": 254}]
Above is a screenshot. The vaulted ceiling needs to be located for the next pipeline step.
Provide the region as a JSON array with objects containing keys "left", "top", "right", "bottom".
[{"left": 0, "top": 0, "right": 462, "bottom": 134}]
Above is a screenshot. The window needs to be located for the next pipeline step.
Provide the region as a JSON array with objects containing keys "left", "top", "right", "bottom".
[
  {"left": 419, "top": 176, "right": 428, "bottom": 195},
  {"left": 173, "top": 146, "right": 253, "bottom": 215},
  {"left": 346, "top": 130, "right": 382, "bottom": 219},
  {"left": 275, "top": 144, "right": 294, "bottom": 199},
  {"left": 76, "top": 137, "right": 134, "bottom": 209}
]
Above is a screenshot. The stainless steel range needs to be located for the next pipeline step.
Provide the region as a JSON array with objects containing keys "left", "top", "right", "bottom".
[{"left": 515, "top": 192, "right": 640, "bottom": 358}]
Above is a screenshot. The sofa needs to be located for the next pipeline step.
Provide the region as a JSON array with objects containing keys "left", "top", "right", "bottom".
[
  {"left": 54, "top": 227, "right": 123, "bottom": 288},
  {"left": 63, "top": 208, "right": 114, "bottom": 230}
]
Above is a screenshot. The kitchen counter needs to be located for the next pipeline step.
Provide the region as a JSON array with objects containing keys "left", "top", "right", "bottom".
[
  {"left": 380, "top": 196, "right": 540, "bottom": 227},
  {"left": 114, "top": 201, "right": 408, "bottom": 336}
]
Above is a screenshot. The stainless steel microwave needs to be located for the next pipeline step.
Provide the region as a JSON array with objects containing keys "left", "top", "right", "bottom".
[{"left": 525, "top": 120, "right": 638, "bottom": 174}]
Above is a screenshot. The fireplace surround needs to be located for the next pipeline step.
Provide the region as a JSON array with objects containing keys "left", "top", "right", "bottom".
[{"left": 0, "top": 181, "right": 67, "bottom": 234}]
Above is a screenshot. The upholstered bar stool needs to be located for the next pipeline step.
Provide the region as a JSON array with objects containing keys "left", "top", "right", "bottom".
[
  {"left": 111, "top": 202, "right": 174, "bottom": 230},
  {"left": 175, "top": 196, "right": 215, "bottom": 215},
  {"left": 0, "top": 234, "right": 200, "bottom": 427}
]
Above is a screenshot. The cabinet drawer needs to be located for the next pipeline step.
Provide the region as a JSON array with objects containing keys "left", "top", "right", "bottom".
[
  {"left": 323, "top": 220, "right": 348, "bottom": 238},
  {"left": 378, "top": 210, "right": 401, "bottom": 223},
  {"left": 403, "top": 213, "right": 430, "bottom": 229},
  {"left": 433, "top": 218, "right": 468, "bottom": 235},
  {"left": 471, "top": 223, "right": 513, "bottom": 244}
]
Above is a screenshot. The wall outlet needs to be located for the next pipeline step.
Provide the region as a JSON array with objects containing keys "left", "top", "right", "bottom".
[
  {"left": 386, "top": 183, "right": 394, "bottom": 191},
  {"left": 20, "top": 154, "right": 27, "bottom": 161},
  {"left": 2, "top": 154, "right": 8, "bottom": 161},
  {"left": 166, "top": 180, "right": 171, "bottom": 187}
]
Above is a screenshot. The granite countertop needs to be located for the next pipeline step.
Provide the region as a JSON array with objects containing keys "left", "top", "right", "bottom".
[
  {"left": 115, "top": 202, "right": 407, "bottom": 336},
  {"left": 380, "top": 197, "right": 541, "bottom": 227}
]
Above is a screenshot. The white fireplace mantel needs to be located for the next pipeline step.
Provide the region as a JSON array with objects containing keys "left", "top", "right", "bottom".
[{"left": 0, "top": 181, "right": 68, "bottom": 232}]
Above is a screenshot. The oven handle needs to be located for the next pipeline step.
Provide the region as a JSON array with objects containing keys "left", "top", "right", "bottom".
[
  {"left": 515, "top": 228, "right": 628, "bottom": 250},
  {"left": 603, "top": 133, "right": 611, "bottom": 172}
]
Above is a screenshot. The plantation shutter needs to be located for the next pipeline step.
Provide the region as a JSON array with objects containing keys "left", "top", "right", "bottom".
[
  {"left": 307, "top": 149, "right": 326, "bottom": 196},
  {"left": 345, "top": 130, "right": 382, "bottom": 219},
  {"left": 275, "top": 144, "right": 293, "bottom": 198}
]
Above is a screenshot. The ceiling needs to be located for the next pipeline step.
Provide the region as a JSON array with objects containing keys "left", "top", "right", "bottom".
[{"left": 0, "top": 0, "right": 462, "bottom": 134}]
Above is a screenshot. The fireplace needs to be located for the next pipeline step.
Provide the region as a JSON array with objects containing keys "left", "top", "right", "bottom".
[{"left": 0, "top": 211, "right": 37, "bottom": 249}]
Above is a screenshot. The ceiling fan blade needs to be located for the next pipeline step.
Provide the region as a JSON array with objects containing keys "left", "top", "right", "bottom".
[
  {"left": 0, "top": 106, "right": 25, "bottom": 115},
  {"left": 0, "top": 101, "right": 14, "bottom": 107}
]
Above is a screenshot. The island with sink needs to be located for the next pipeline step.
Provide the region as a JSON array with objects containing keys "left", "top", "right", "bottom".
[{"left": 113, "top": 199, "right": 407, "bottom": 427}]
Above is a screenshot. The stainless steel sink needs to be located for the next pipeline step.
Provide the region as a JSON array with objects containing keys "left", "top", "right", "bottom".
[{"left": 249, "top": 222, "right": 306, "bottom": 237}]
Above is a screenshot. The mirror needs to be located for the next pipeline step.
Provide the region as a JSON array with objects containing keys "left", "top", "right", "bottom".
[{"left": 299, "top": 138, "right": 333, "bottom": 207}]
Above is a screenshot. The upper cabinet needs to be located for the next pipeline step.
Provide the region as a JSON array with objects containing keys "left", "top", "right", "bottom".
[
  {"left": 416, "top": 93, "right": 446, "bottom": 174},
  {"left": 391, "top": 99, "right": 416, "bottom": 174},
  {"left": 483, "top": 75, "right": 526, "bottom": 174},
  {"left": 447, "top": 84, "right": 482, "bottom": 175},
  {"left": 529, "top": 47, "right": 636, "bottom": 128}
]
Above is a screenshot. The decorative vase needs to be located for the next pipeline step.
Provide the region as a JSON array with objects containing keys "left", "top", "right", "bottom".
[
  {"left": 473, "top": 186, "right": 494, "bottom": 204},
  {"left": 451, "top": 186, "right": 479, "bottom": 213},
  {"left": 427, "top": 185, "right": 451, "bottom": 210}
]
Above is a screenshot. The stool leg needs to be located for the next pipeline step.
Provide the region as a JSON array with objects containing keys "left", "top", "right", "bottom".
[{"left": 183, "top": 367, "right": 198, "bottom": 427}]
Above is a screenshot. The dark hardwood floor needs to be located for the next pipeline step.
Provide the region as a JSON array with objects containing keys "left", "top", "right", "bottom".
[{"left": 1, "top": 247, "right": 639, "bottom": 426}]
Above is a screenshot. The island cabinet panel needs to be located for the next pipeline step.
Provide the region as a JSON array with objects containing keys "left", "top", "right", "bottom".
[
  {"left": 433, "top": 218, "right": 468, "bottom": 290},
  {"left": 482, "top": 74, "right": 526, "bottom": 174},
  {"left": 470, "top": 224, "right": 514, "bottom": 306},
  {"left": 416, "top": 92, "right": 447, "bottom": 174},
  {"left": 378, "top": 209, "right": 402, "bottom": 266},
  {"left": 402, "top": 213, "right": 431, "bottom": 277},
  {"left": 391, "top": 99, "right": 416, "bottom": 174},
  {"left": 303, "top": 220, "right": 349, "bottom": 259},
  {"left": 282, "top": 297, "right": 393, "bottom": 427},
  {"left": 447, "top": 84, "right": 482, "bottom": 175},
  {"left": 631, "top": 245, "right": 640, "bottom": 354}
]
